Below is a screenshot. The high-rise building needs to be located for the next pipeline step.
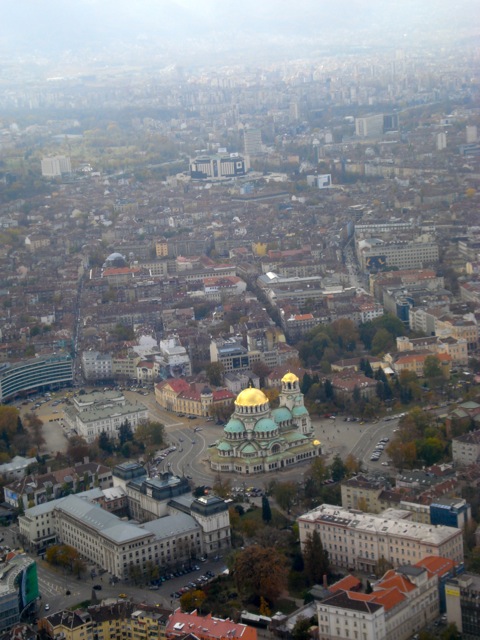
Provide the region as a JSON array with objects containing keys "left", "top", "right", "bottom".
[
  {"left": 41, "top": 155, "right": 71, "bottom": 177},
  {"left": 243, "top": 128, "right": 263, "bottom": 156},
  {"left": 466, "top": 125, "right": 478, "bottom": 143}
]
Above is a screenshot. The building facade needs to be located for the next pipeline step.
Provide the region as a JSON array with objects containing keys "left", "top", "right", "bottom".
[
  {"left": 298, "top": 504, "right": 464, "bottom": 572},
  {"left": 0, "top": 354, "right": 73, "bottom": 403}
]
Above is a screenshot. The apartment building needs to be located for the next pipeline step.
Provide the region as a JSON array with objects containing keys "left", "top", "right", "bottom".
[
  {"left": 298, "top": 504, "right": 464, "bottom": 572},
  {"left": 166, "top": 609, "right": 257, "bottom": 640},
  {"left": 452, "top": 429, "right": 480, "bottom": 467}
]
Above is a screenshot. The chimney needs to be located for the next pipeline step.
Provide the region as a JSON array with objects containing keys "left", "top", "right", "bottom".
[
  {"left": 83, "top": 456, "right": 90, "bottom": 464},
  {"left": 323, "top": 574, "right": 328, "bottom": 589}
]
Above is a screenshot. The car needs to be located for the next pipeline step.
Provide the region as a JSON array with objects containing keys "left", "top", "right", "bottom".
[
  {"left": 148, "top": 585, "right": 159, "bottom": 590},
  {"left": 381, "top": 462, "right": 389, "bottom": 466},
  {"left": 188, "top": 415, "right": 197, "bottom": 420},
  {"left": 118, "top": 593, "right": 127, "bottom": 599},
  {"left": 206, "top": 417, "right": 214, "bottom": 421},
  {"left": 44, "top": 604, "right": 50, "bottom": 611},
  {"left": 191, "top": 440, "right": 196, "bottom": 444},
  {"left": 93, "top": 585, "right": 102, "bottom": 591}
]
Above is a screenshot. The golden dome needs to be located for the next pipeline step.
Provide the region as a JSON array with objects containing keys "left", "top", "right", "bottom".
[
  {"left": 282, "top": 372, "right": 299, "bottom": 383},
  {"left": 235, "top": 387, "right": 269, "bottom": 407},
  {"left": 313, "top": 439, "right": 321, "bottom": 446}
]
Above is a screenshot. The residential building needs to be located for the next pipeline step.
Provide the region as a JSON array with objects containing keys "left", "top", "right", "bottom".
[
  {"left": 4, "top": 459, "right": 112, "bottom": 510},
  {"left": 0, "top": 456, "right": 37, "bottom": 480},
  {"left": 166, "top": 609, "right": 257, "bottom": 640},
  {"left": 243, "top": 128, "right": 263, "bottom": 156},
  {"left": 81, "top": 350, "right": 113, "bottom": 381},
  {"left": 452, "top": 429, "right": 480, "bottom": 466},
  {"left": 298, "top": 504, "right": 464, "bottom": 572},
  {"left": 41, "top": 155, "right": 71, "bottom": 177},
  {"left": 210, "top": 373, "right": 320, "bottom": 475}
]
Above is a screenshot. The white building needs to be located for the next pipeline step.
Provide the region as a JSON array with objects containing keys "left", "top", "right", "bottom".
[
  {"left": 81, "top": 351, "right": 113, "bottom": 381},
  {"left": 156, "top": 335, "right": 192, "bottom": 378},
  {"left": 298, "top": 504, "right": 463, "bottom": 572},
  {"left": 41, "top": 155, "right": 71, "bottom": 177},
  {"left": 63, "top": 390, "right": 148, "bottom": 443},
  {"left": 318, "top": 565, "right": 438, "bottom": 640},
  {"left": 19, "top": 486, "right": 231, "bottom": 579}
]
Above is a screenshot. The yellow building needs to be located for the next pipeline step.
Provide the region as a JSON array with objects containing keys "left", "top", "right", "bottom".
[{"left": 155, "top": 240, "right": 169, "bottom": 258}]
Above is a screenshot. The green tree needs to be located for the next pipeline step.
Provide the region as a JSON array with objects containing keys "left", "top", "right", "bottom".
[
  {"left": 330, "top": 454, "right": 347, "bottom": 482},
  {"left": 98, "top": 430, "right": 113, "bottom": 453},
  {"left": 303, "top": 529, "right": 329, "bottom": 585},
  {"left": 262, "top": 495, "right": 272, "bottom": 524},
  {"left": 206, "top": 362, "right": 225, "bottom": 386},
  {"left": 119, "top": 420, "right": 133, "bottom": 446},
  {"left": 272, "top": 481, "right": 297, "bottom": 514},
  {"left": 371, "top": 328, "right": 394, "bottom": 355},
  {"left": 292, "top": 616, "right": 316, "bottom": 640}
]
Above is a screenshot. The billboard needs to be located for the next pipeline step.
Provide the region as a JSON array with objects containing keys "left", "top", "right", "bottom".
[
  {"left": 317, "top": 174, "right": 332, "bottom": 188},
  {"left": 365, "top": 255, "right": 387, "bottom": 270},
  {"left": 19, "top": 562, "right": 39, "bottom": 609}
]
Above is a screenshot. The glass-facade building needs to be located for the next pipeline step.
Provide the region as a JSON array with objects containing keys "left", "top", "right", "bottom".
[{"left": 0, "top": 354, "right": 73, "bottom": 402}]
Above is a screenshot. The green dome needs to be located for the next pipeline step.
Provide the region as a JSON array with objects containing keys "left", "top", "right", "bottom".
[
  {"left": 254, "top": 417, "right": 278, "bottom": 433},
  {"left": 217, "top": 441, "right": 232, "bottom": 451},
  {"left": 224, "top": 418, "right": 245, "bottom": 434},
  {"left": 241, "top": 443, "right": 257, "bottom": 455},
  {"left": 272, "top": 407, "right": 292, "bottom": 423},
  {"left": 292, "top": 405, "right": 308, "bottom": 416}
]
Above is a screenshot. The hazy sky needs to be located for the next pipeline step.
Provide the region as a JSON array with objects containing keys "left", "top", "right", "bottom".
[{"left": 1, "top": 0, "right": 478, "bottom": 62}]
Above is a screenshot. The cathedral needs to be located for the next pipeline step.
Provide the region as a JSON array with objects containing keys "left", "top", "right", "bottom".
[{"left": 209, "top": 372, "right": 321, "bottom": 475}]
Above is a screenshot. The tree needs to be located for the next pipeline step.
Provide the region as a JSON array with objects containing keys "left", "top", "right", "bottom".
[
  {"left": 180, "top": 589, "right": 206, "bottom": 613},
  {"left": 212, "top": 474, "right": 232, "bottom": 499},
  {"left": 330, "top": 454, "right": 347, "bottom": 482},
  {"left": 423, "top": 355, "right": 445, "bottom": 382},
  {"left": 371, "top": 328, "right": 394, "bottom": 355},
  {"left": 262, "top": 495, "right": 272, "bottom": 524},
  {"left": 98, "top": 430, "right": 114, "bottom": 454},
  {"left": 119, "top": 420, "right": 133, "bottom": 446},
  {"left": 234, "top": 544, "right": 288, "bottom": 602},
  {"left": 67, "top": 435, "right": 91, "bottom": 463},
  {"left": 272, "top": 481, "right": 297, "bottom": 514},
  {"left": 206, "top": 362, "right": 224, "bottom": 386},
  {"left": 292, "top": 616, "right": 316, "bottom": 640},
  {"left": 251, "top": 361, "right": 271, "bottom": 387},
  {"left": 134, "top": 421, "right": 165, "bottom": 452},
  {"left": 24, "top": 412, "right": 45, "bottom": 453},
  {"left": 303, "top": 529, "right": 329, "bottom": 585}
]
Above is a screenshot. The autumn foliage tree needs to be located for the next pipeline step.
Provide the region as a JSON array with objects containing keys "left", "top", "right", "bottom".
[
  {"left": 180, "top": 589, "right": 206, "bottom": 613},
  {"left": 234, "top": 544, "right": 288, "bottom": 603}
]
